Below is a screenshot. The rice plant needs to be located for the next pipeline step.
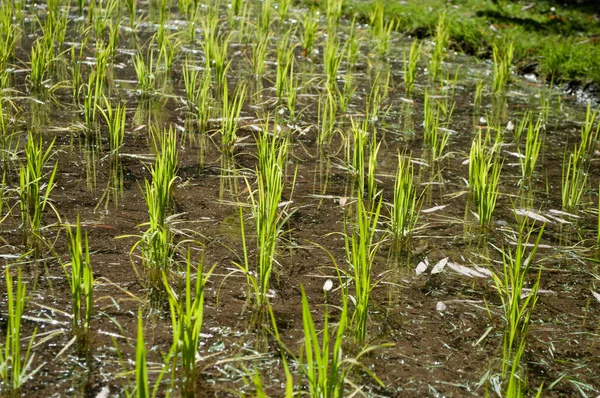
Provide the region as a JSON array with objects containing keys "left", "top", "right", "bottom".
[
  {"left": 318, "top": 88, "right": 338, "bottom": 147},
  {"left": 0, "top": 267, "right": 40, "bottom": 395},
  {"left": 492, "top": 41, "right": 514, "bottom": 94},
  {"left": 561, "top": 144, "right": 587, "bottom": 213},
  {"left": 323, "top": 35, "right": 344, "bottom": 91},
  {"left": 29, "top": 39, "right": 53, "bottom": 91},
  {"left": 134, "top": 309, "right": 149, "bottom": 398},
  {"left": 300, "top": 7, "right": 319, "bottom": 57},
  {"left": 423, "top": 91, "right": 451, "bottom": 161},
  {"left": 369, "top": 1, "right": 395, "bottom": 57},
  {"left": 326, "top": 0, "right": 343, "bottom": 28},
  {"left": 260, "top": 0, "right": 273, "bottom": 34},
  {"left": 197, "top": 68, "right": 212, "bottom": 134},
  {"left": 252, "top": 32, "right": 271, "bottom": 76},
  {"left": 64, "top": 215, "right": 94, "bottom": 353},
  {"left": 278, "top": 0, "right": 291, "bottom": 21},
  {"left": 389, "top": 154, "right": 420, "bottom": 246},
  {"left": 474, "top": 79, "right": 484, "bottom": 107},
  {"left": 275, "top": 30, "right": 295, "bottom": 100},
  {"left": 404, "top": 39, "right": 422, "bottom": 95},
  {"left": 284, "top": 62, "right": 299, "bottom": 120},
  {"left": 133, "top": 52, "right": 156, "bottom": 96},
  {"left": 348, "top": 117, "right": 368, "bottom": 193},
  {"left": 518, "top": 114, "right": 543, "bottom": 183},
  {"left": 212, "top": 33, "right": 232, "bottom": 88},
  {"left": 99, "top": 97, "right": 126, "bottom": 156},
  {"left": 490, "top": 219, "right": 545, "bottom": 396},
  {"left": 220, "top": 80, "right": 247, "bottom": 152},
  {"left": 365, "top": 69, "right": 391, "bottom": 124},
  {"left": 469, "top": 131, "right": 502, "bottom": 227},
  {"left": 19, "top": 132, "right": 58, "bottom": 250},
  {"left": 337, "top": 71, "right": 356, "bottom": 114},
  {"left": 579, "top": 103, "right": 599, "bottom": 160},
  {"left": 163, "top": 251, "right": 215, "bottom": 397},
  {"left": 429, "top": 12, "right": 449, "bottom": 81},
  {"left": 345, "top": 195, "right": 383, "bottom": 346},
  {"left": 367, "top": 133, "right": 381, "bottom": 202}
]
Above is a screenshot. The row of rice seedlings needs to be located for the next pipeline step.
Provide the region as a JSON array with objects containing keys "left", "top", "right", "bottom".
[
  {"left": 369, "top": 1, "right": 395, "bottom": 57},
  {"left": 518, "top": 113, "right": 544, "bottom": 184},
  {"left": 318, "top": 87, "right": 338, "bottom": 147},
  {"left": 422, "top": 91, "right": 451, "bottom": 161},
  {"left": 0, "top": 266, "right": 40, "bottom": 395},
  {"left": 19, "top": 132, "right": 58, "bottom": 250},
  {"left": 220, "top": 80, "right": 247, "bottom": 152},
  {"left": 429, "top": 12, "right": 449, "bottom": 81},
  {"left": 301, "top": 8, "right": 318, "bottom": 56},
  {"left": 64, "top": 216, "right": 94, "bottom": 354},
  {"left": 250, "top": 126, "right": 290, "bottom": 308},
  {"left": 389, "top": 154, "right": 421, "bottom": 248},
  {"left": 403, "top": 39, "right": 422, "bottom": 95},
  {"left": 164, "top": 250, "right": 215, "bottom": 397},
  {"left": 469, "top": 131, "right": 502, "bottom": 227},
  {"left": 99, "top": 97, "right": 127, "bottom": 155},
  {"left": 492, "top": 41, "right": 514, "bottom": 94},
  {"left": 133, "top": 127, "right": 179, "bottom": 299},
  {"left": 561, "top": 143, "right": 587, "bottom": 213},
  {"left": 344, "top": 195, "right": 384, "bottom": 346},
  {"left": 490, "top": 219, "right": 545, "bottom": 395}
]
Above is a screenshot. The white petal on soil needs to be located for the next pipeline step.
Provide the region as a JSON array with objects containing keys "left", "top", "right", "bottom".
[
  {"left": 431, "top": 258, "right": 449, "bottom": 274},
  {"left": 462, "top": 158, "right": 470, "bottom": 165},
  {"left": 548, "top": 209, "right": 580, "bottom": 219},
  {"left": 592, "top": 290, "right": 600, "bottom": 303},
  {"left": 506, "top": 120, "right": 515, "bottom": 131},
  {"left": 515, "top": 209, "right": 552, "bottom": 224},
  {"left": 506, "top": 151, "right": 526, "bottom": 159},
  {"left": 447, "top": 262, "right": 489, "bottom": 278},
  {"left": 415, "top": 260, "right": 428, "bottom": 275},
  {"left": 436, "top": 301, "right": 447, "bottom": 312},
  {"left": 421, "top": 204, "right": 448, "bottom": 214},
  {"left": 96, "top": 387, "right": 110, "bottom": 398},
  {"left": 339, "top": 196, "right": 348, "bottom": 207},
  {"left": 323, "top": 279, "right": 333, "bottom": 292}
]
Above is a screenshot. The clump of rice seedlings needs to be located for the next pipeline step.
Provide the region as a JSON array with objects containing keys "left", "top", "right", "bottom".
[
  {"left": 301, "top": 9, "right": 318, "bottom": 57},
  {"left": 318, "top": 87, "right": 338, "bottom": 147},
  {"left": 158, "top": 33, "right": 176, "bottom": 72},
  {"left": 278, "top": 0, "right": 291, "bottom": 21},
  {"left": 183, "top": 58, "right": 201, "bottom": 108},
  {"left": 99, "top": 97, "right": 126, "bottom": 156},
  {"left": 345, "top": 195, "right": 384, "bottom": 346},
  {"left": 252, "top": 32, "right": 271, "bottom": 76},
  {"left": 284, "top": 62, "right": 299, "bottom": 120},
  {"left": 64, "top": 216, "right": 94, "bottom": 354},
  {"left": 84, "top": 71, "right": 100, "bottom": 128},
  {"left": 346, "top": 17, "right": 360, "bottom": 70},
  {"left": 179, "top": 0, "right": 197, "bottom": 20},
  {"left": 389, "top": 154, "right": 420, "bottom": 247},
  {"left": 212, "top": 33, "right": 232, "bottom": 88},
  {"left": 423, "top": 91, "right": 451, "bottom": 161},
  {"left": 126, "top": 0, "right": 139, "bottom": 29},
  {"left": 134, "top": 308, "right": 150, "bottom": 398},
  {"left": 220, "top": 80, "right": 247, "bottom": 152},
  {"left": 324, "top": 35, "right": 344, "bottom": 91},
  {"left": 561, "top": 144, "right": 587, "bottom": 213},
  {"left": 429, "top": 12, "right": 449, "bottom": 81},
  {"left": 474, "top": 79, "right": 484, "bottom": 107},
  {"left": 164, "top": 251, "right": 215, "bottom": 397},
  {"left": 29, "top": 39, "right": 53, "bottom": 91},
  {"left": 469, "top": 131, "right": 502, "bottom": 227},
  {"left": 367, "top": 133, "right": 381, "bottom": 202},
  {"left": 404, "top": 39, "right": 422, "bottom": 95},
  {"left": 197, "top": 68, "right": 212, "bottom": 134},
  {"left": 133, "top": 52, "right": 156, "bottom": 96},
  {"left": 0, "top": 266, "right": 41, "bottom": 395},
  {"left": 369, "top": 1, "right": 395, "bottom": 57},
  {"left": 70, "top": 43, "right": 86, "bottom": 101},
  {"left": 512, "top": 110, "right": 531, "bottom": 143},
  {"left": 326, "top": 0, "right": 343, "bottom": 28},
  {"left": 275, "top": 30, "right": 295, "bottom": 100},
  {"left": 19, "top": 132, "right": 58, "bottom": 250},
  {"left": 492, "top": 41, "right": 514, "bottom": 94},
  {"left": 490, "top": 219, "right": 545, "bottom": 396},
  {"left": 349, "top": 117, "right": 368, "bottom": 192},
  {"left": 518, "top": 114, "right": 544, "bottom": 183},
  {"left": 260, "top": 0, "right": 273, "bottom": 34},
  {"left": 365, "top": 69, "right": 390, "bottom": 124},
  {"left": 200, "top": 9, "right": 219, "bottom": 63},
  {"left": 338, "top": 70, "right": 356, "bottom": 114}
]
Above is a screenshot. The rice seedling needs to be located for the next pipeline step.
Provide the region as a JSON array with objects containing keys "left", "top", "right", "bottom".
[
  {"left": 133, "top": 52, "right": 156, "bottom": 96},
  {"left": 337, "top": 71, "right": 355, "bottom": 114},
  {"left": 369, "top": 1, "right": 395, "bottom": 57},
  {"left": 422, "top": 91, "right": 451, "bottom": 161},
  {"left": 212, "top": 33, "right": 232, "bottom": 88},
  {"left": 389, "top": 154, "right": 421, "bottom": 246},
  {"left": 366, "top": 133, "right": 381, "bottom": 202},
  {"left": 300, "top": 9, "right": 318, "bottom": 58},
  {"left": 561, "top": 144, "right": 588, "bottom": 213},
  {"left": 403, "top": 39, "right": 422, "bottom": 95},
  {"left": 492, "top": 41, "right": 514, "bottom": 94},
  {"left": 474, "top": 79, "right": 484, "bottom": 107},
  {"left": 284, "top": 62, "right": 299, "bottom": 120},
  {"left": 365, "top": 69, "right": 391, "bottom": 124},
  {"left": 345, "top": 194, "right": 384, "bottom": 346},
  {"left": 346, "top": 17, "right": 360, "bottom": 70},
  {"left": 200, "top": 9, "right": 219, "bottom": 65},
  {"left": 163, "top": 250, "right": 215, "bottom": 397},
  {"left": 64, "top": 215, "right": 94, "bottom": 353},
  {"left": 579, "top": 103, "right": 599, "bottom": 160},
  {"left": 19, "top": 132, "right": 58, "bottom": 250},
  {"left": 323, "top": 35, "right": 344, "bottom": 91},
  {"left": 260, "top": 0, "right": 273, "bottom": 34},
  {"left": 469, "top": 131, "right": 502, "bottom": 227},
  {"left": 197, "top": 68, "right": 212, "bottom": 134},
  {"left": 183, "top": 58, "right": 201, "bottom": 108},
  {"left": 349, "top": 117, "right": 368, "bottom": 193},
  {"left": 429, "top": 12, "right": 449, "bottom": 82},
  {"left": 512, "top": 110, "right": 531, "bottom": 143},
  {"left": 220, "top": 80, "right": 247, "bottom": 152},
  {"left": 126, "top": 0, "right": 139, "bottom": 29},
  {"left": 518, "top": 114, "right": 543, "bottom": 183},
  {"left": 29, "top": 39, "right": 53, "bottom": 91},
  {"left": 278, "top": 0, "right": 291, "bottom": 21},
  {"left": 0, "top": 266, "right": 41, "bottom": 395},
  {"left": 326, "top": 0, "right": 343, "bottom": 28},
  {"left": 98, "top": 96, "right": 127, "bottom": 155},
  {"left": 158, "top": 33, "right": 176, "bottom": 72},
  {"left": 490, "top": 219, "right": 545, "bottom": 396},
  {"left": 134, "top": 308, "right": 150, "bottom": 398},
  {"left": 275, "top": 28, "right": 295, "bottom": 100},
  {"left": 252, "top": 32, "right": 270, "bottom": 76},
  {"left": 318, "top": 87, "right": 338, "bottom": 147}
]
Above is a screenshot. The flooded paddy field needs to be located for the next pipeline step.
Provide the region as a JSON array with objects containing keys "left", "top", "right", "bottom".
[{"left": 0, "top": 0, "right": 599, "bottom": 396}]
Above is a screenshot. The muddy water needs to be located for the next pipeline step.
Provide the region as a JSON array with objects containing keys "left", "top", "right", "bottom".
[{"left": 0, "top": 2, "right": 599, "bottom": 397}]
